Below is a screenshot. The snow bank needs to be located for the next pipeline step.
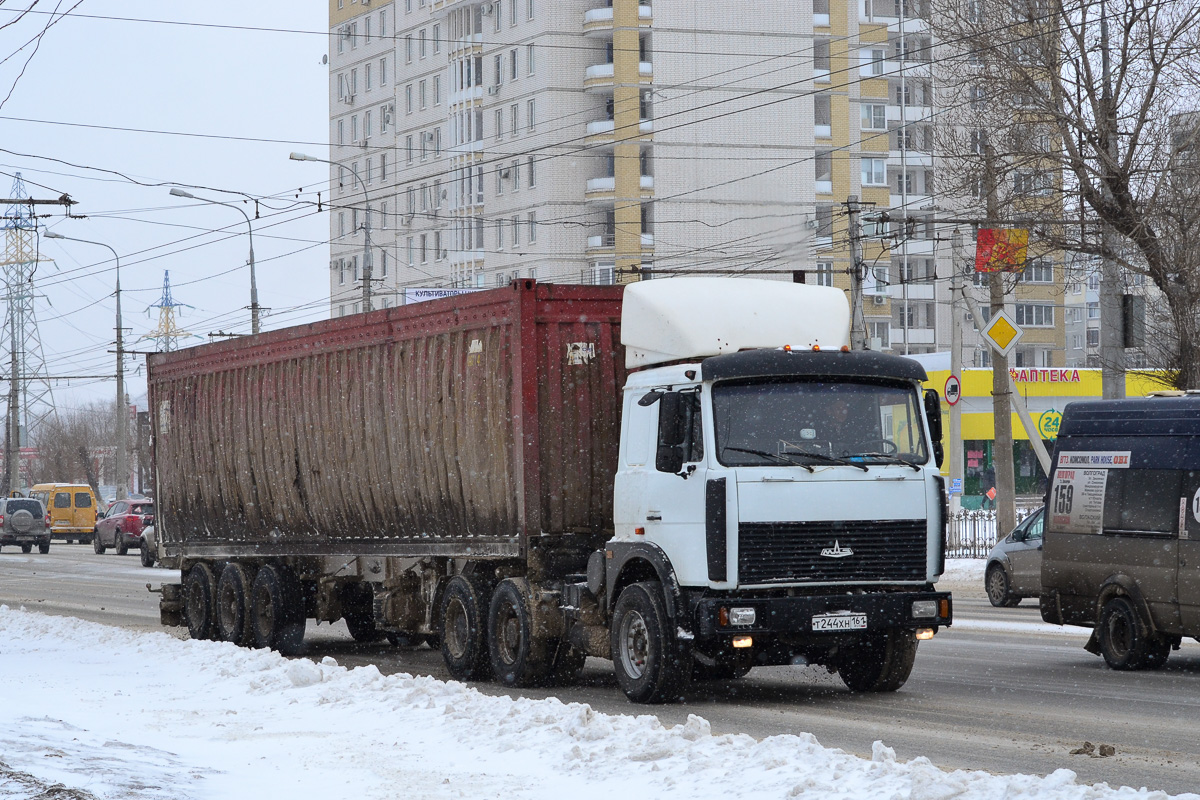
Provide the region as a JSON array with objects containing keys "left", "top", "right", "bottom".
[{"left": 0, "top": 605, "right": 1190, "bottom": 800}]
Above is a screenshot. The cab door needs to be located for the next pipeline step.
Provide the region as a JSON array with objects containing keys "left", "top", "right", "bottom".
[{"left": 1179, "top": 472, "right": 1200, "bottom": 631}]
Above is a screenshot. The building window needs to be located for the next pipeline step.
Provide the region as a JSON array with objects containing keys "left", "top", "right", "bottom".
[
  {"left": 381, "top": 249, "right": 389, "bottom": 278},
  {"left": 861, "top": 157, "right": 887, "bottom": 185},
  {"left": 433, "top": 75, "right": 441, "bottom": 105},
  {"left": 527, "top": 98, "right": 535, "bottom": 131},
  {"left": 511, "top": 160, "right": 520, "bottom": 191},
  {"left": 337, "top": 118, "right": 345, "bottom": 146},
  {"left": 495, "top": 109, "right": 503, "bottom": 139},
  {"left": 433, "top": 23, "right": 441, "bottom": 53},
  {"left": 351, "top": 115, "right": 359, "bottom": 142},
  {"left": 406, "top": 84, "right": 413, "bottom": 113},
  {"left": 405, "top": 34, "right": 413, "bottom": 63},
  {"left": 511, "top": 104, "right": 519, "bottom": 135},
  {"left": 380, "top": 153, "right": 388, "bottom": 181},
  {"left": 1086, "top": 328, "right": 1100, "bottom": 347},
  {"left": 815, "top": 261, "right": 834, "bottom": 286},
  {"left": 527, "top": 44, "right": 535, "bottom": 74},
  {"left": 528, "top": 211, "right": 537, "bottom": 242},
  {"left": 494, "top": 54, "right": 503, "bottom": 85},
  {"left": 528, "top": 156, "right": 536, "bottom": 187},
  {"left": 510, "top": 49, "right": 518, "bottom": 80},
  {"left": 497, "top": 217, "right": 505, "bottom": 248},
  {"left": 1087, "top": 301, "right": 1100, "bottom": 319},
  {"left": 528, "top": 0, "right": 534, "bottom": 18},
  {"left": 1014, "top": 303, "right": 1054, "bottom": 327},
  {"left": 365, "top": 63, "right": 372, "bottom": 91},
  {"left": 869, "top": 321, "right": 890, "bottom": 348},
  {"left": 406, "top": 135, "right": 414, "bottom": 163},
  {"left": 861, "top": 103, "right": 886, "bottom": 130},
  {"left": 419, "top": 29, "right": 427, "bottom": 59},
  {"left": 1021, "top": 258, "right": 1054, "bottom": 283},
  {"left": 419, "top": 80, "right": 427, "bottom": 109}
]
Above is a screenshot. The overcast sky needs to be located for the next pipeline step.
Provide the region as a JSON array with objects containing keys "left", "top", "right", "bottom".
[{"left": 0, "top": 2, "right": 332, "bottom": 413}]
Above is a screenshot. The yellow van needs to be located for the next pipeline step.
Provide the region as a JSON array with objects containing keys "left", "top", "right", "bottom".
[{"left": 28, "top": 483, "right": 99, "bottom": 544}]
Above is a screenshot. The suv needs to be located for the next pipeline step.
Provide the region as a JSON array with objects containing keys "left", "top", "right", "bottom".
[
  {"left": 0, "top": 497, "right": 51, "bottom": 554},
  {"left": 94, "top": 499, "right": 155, "bottom": 556}
]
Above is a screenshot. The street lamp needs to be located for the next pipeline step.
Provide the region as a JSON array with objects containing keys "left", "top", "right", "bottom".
[
  {"left": 290, "top": 152, "right": 374, "bottom": 313},
  {"left": 43, "top": 231, "right": 128, "bottom": 502},
  {"left": 168, "top": 188, "right": 260, "bottom": 334}
]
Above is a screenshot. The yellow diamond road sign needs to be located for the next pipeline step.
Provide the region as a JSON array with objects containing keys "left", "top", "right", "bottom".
[{"left": 981, "top": 309, "right": 1024, "bottom": 357}]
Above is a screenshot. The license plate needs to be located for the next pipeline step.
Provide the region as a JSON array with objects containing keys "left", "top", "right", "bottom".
[{"left": 812, "top": 613, "right": 868, "bottom": 631}]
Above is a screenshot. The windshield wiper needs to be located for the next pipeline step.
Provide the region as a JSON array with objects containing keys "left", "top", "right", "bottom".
[
  {"left": 722, "top": 446, "right": 814, "bottom": 472},
  {"left": 785, "top": 450, "right": 870, "bottom": 472},
  {"left": 852, "top": 452, "right": 922, "bottom": 472}
]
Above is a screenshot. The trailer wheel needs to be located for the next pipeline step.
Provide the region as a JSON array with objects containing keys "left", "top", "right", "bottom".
[
  {"left": 611, "top": 582, "right": 688, "bottom": 704},
  {"left": 216, "top": 563, "right": 256, "bottom": 646},
  {"left": 439, "top": 574, "right": 493, "bottom": 681},
  {"left": 837, "top": 629, "right": 918, "bottom": 692},
  {"left": 1097, "top": 596, "right": 1162, "bottom": 670},
  {"left": 184, "top": 563, "right": 219, "bottom": 640},
  {"left": 488, "top": 578, "right": 552, "bottom": 688},
  {"left": 251, "top": 565, "right": 305, "bottom": 655}
]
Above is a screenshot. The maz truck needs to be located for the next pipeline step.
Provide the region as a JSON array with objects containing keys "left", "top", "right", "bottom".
[{"left": 149, "top": 278, "right": 952, "bottom": 703}]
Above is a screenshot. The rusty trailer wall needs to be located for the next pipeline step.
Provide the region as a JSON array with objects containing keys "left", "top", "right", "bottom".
[{"left": 148, "top": 281, "right": 626, "bottom": 560}]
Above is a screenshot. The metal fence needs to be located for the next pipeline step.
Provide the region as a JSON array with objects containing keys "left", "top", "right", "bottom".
[{"left": 945, "top": 507, "right": 1038, "bottom": 559}]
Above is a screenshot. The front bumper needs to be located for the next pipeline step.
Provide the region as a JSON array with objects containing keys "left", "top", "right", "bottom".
[{"left": 692, "top": 589, "right": 952, "bottom": 640}]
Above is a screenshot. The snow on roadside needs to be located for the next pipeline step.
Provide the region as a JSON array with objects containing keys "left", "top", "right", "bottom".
[
  {"left": 0, "top": 605, "right": 1190, "bottom": 800},
  {"left": 940, "top": 557, "right": 986, "bottom": 584}
]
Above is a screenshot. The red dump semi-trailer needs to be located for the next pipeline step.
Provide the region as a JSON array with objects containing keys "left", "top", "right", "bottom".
[{"left": 151, "top": 279, "right": 950, "bottom": 703}]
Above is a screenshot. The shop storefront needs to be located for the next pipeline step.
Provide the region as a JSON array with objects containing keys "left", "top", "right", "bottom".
[{"left": 924, "top": 366, "right": 1172, "bottom": 508}]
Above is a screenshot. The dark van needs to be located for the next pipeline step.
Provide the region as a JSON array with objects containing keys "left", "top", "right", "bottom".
[{"left": 1040, "top": 395, "right": 1200, "bottom": 670}]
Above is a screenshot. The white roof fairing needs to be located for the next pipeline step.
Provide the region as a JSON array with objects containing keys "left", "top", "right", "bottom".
[{"left": 620, "top": 278, "right": 851, "bottom": 369}]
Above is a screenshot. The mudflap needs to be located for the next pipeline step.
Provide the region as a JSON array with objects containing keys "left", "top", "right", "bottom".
[{"left": 158, "top": 582, "right": 184, "bottom": 627}]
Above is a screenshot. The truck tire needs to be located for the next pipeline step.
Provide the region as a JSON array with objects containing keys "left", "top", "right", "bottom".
[
  {"left": 342, "top": 584, "right": 383, "bottom": 643},
  {"left": 140, "top": 540, "right": 155, "bottom": 568},
  {"left": 93, "top": 531, "right": 105, "bottom": 554},
  {"left": 439, "top": 574, "right": 493, "bottom": 681},
  {"left": 488, "top": 578, "right": 552, "bottom": 687},
  {"left": 184, "top": 563, "right": 219, "bottom": 641},
  {"left": 837, "top": 629, "right": 918, "bottom": 692},
  {"left": 1098, "top": 596, "right": 1163, "bottom": 670},
  {"left": 610, "top": 582, "right": 689, "bottom": 704},
  {"left": 216, "top": 563, "right": 256, "bottom": 646},
  {"left": 251, "top": 565, "right": 306, "bottom": 655}
]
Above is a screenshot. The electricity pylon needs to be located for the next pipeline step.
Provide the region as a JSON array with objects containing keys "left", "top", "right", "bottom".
[
  {"left": 140, "top": 271, "right": 193, "bottom": 352},
  {"left": 1, "top": 174, "right": 57, "bottom": 489}
]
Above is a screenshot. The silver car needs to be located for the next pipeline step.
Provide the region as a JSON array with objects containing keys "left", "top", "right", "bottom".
[
  {"left": 984, "top": 507, "right": 1044, "bottom": 607},
  {"left": 0, "top": 497, "right": 51, "bottom": 554}
]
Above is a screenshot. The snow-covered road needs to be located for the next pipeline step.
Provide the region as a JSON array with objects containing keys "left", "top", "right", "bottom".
[{"left": 0, "top": 597, "right": 1192, "bottom": 800}]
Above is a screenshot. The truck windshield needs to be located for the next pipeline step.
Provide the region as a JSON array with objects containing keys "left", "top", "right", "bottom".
[{"left": 712, "top": 379, "right": 928, "bottom": 467}]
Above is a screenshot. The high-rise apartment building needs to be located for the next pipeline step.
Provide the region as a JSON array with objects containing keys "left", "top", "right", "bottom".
[{"left": 325, "top": 0, "right": 1065, "bottom": 365}]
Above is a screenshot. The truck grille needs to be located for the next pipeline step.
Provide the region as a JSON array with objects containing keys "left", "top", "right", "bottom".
[{"left": 737, "top": 519, "right": 927, "bottom": 585}]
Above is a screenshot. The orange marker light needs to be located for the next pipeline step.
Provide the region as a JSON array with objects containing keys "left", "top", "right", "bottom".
[{"left": 812, "top": 344, "right": 821, "bottom": 352}]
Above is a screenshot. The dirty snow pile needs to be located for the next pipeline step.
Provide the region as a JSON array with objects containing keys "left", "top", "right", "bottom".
[{"left": 0, "top": 606, "right": 1190, "bottom": 800}]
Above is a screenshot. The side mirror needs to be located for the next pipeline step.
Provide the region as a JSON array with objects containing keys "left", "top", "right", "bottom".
[
  {"left": 655, "top": 392, "right": 686, "bottom": 474},
  {"left": 923, "top": 388, "right": 944, "bottom": 467}
]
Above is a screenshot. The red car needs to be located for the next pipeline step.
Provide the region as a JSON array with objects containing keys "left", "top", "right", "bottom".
[{"left": 94, "top": 499, "right": 155, "bottom": 555}]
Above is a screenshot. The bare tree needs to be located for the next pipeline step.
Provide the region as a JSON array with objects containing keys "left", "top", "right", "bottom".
[
  {"left": 28, "top": 402, "right": 115, "bottom": 500},
  {"left": 930, "top": 0, "right": 1200, "bottom": 387}
]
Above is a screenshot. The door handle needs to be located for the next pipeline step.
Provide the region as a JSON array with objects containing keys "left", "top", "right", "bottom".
[{"left": 646, "top": 515, "right": 662, "bottom": 521}]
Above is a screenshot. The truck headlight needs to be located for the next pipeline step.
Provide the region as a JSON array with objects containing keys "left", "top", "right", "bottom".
[
  {"left": 911, "top": 600, "right": 937, "bottom": 619},
  {"left": 728, "top": 607, "right": 756, "bottom": 626}
]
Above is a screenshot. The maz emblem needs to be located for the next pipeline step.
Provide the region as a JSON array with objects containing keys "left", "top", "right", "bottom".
[{"left": 820, "top": 540, "right": 854, "bottom": 558}]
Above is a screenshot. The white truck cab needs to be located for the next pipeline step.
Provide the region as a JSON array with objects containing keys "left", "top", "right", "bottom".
[{"left": 587, "top": 278, "right": 951, "bottom": 702}]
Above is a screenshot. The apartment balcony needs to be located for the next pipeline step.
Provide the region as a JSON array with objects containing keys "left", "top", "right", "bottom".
[
  {"left": 886, "top": 104, "right": 933, "bottom": 123},
  {"left": 586, "top": 232, "right": 655, "bottom": 251},
  {"left": 584, "top": 61, "right": 653, "bottom": 93},
  {"left": 583, "top": 5, "right": 653, "bottom": 37},
  {"left": 584, "top": 175, "right": 655, "bottom": 201},
  {"left": 890, "top": 326, "right": 936, "bottom": 345},
  {"left": 886, "top": 282, "right": 935, "bottom": 300},
  {"left": 892, "top": 237, "right": 936, "bottom": 255},
  {"left": 889, "top": 192, "right": 932, "bottom": 208},
  {"left": 887, "top": 150, "right": 933, "bottom": 167},
  {"left": 584, "top": 117, "right": 654, "bottom": 146}
]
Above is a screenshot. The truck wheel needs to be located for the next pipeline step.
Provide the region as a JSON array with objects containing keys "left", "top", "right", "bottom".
[
  {"left": 343, "top": 588, "right": 384, "bottom": 643},
  {"left": 184, "top": 563, "right": 219, "bottom": 641},
  {"left": 439, "top": 574, "right": 493, "bottom": 681},
  {"left": 985, "top": 564, "right": 1020, "bottom": 608},
  {"left": 837, "top": 629, "right": 918, "bottom": 692},
  {"left": 1098, "top": 596, "right": 1156, "bottom": 670},
  {"left": 140, "top": 540, "right": 155, "bottom": 568},
  {"left": 216, "top": 563, "right": 256, "bottom": 646},
  {"left": 610, "top": 582, "right": 688, "bottom": 704},
  {"left": 251, "top": 565, "right": 305, "bottom": 655},
  {"left": 488, "top": 578, "right": 552, "bottom": 687},
  {"left": 38, "top": 542, "right": 50, "bottom": 555}
]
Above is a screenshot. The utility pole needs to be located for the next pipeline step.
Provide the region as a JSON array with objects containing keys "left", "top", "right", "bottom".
[
  {"left": 1098, "top": 12, "right": 1125, "bottom": 398},
  {"left": 983, "top": 144, "right": 1017, "bottom": 536},
  {"left": 847, "top": 196, "right": 866, "bottom": 349},
  {"left": 950, "top": 229, "right": 965, "bottom": 514}
]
